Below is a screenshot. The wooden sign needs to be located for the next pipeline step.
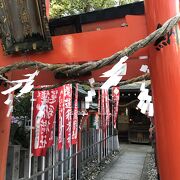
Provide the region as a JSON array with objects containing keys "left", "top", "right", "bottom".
[{"left": 0, "top": 0, "right": 52, "bottom": 55}]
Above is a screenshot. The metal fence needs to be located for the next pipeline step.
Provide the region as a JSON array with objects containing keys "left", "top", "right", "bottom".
[{"left": 6, "top": 127, "right": 118, "bottom": 180}]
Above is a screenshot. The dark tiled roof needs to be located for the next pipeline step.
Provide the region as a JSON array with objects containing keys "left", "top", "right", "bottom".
[{"left": 49, "top": 2, "right": 144, "bottom": 28}]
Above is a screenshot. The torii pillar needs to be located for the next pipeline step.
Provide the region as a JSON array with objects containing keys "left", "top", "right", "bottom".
[
  {"left": 0, "top": 86, "right": 12, "bottom": 180},
  {"left": 145, "top": 0, "right": 180, "bottom": 179},
  {"left": 0, "top": 0, "right": 50, "bottom": 179}
]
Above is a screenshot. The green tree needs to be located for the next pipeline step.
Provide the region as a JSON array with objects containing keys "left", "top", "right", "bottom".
[
  {"left": 119, "top": 0, "right": 142, "bottom": 5},
  {"left": 13, "top": 93, "right": 31, "bottom": 122},
  {"left": 50, "top": 0, "right": 143, "bottom": 18}
]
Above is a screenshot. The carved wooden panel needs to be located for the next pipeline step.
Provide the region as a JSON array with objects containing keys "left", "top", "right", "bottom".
[{"left": 0, "top": 0, "right": 52, "bottom": 55}]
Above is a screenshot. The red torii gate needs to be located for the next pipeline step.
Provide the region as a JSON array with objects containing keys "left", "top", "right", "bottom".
[{"left": 0, "top": 0, "right": 180, "bottom": 180}]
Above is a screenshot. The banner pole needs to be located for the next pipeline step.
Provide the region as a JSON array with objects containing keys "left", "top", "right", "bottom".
[
  {"left": 106, "top": 128, "right": 108, "bottom": 156},
  {"left": 52, "top": 115, "right": 56, "bottom": 180},
  {"left": 28, "top": 91, "right": 34, "bottom": 178},
  {"left": 75, "top": 143, "right": 78, "bottom": 180},
  {"left": 111, "top": 94, "right": 114, "bottom": 152},
  {"left": 98, "top": 129, "right": 100, "bottom": 163},
  {"left": 108, "top": 124, "right": 110, "bottom": 154},
  {"left": 101, "top": 129, "right": 103, "bottom": 160},
  {"left": 61, "top": 86, "right": 65, "bottom": 180},
  {"left": 104, "top": 130, "right": 105, "bottom": 158},
  {"left": 61, "top": 126, "right": 65, "bottom": 180},
  {"left": 42, "top": 157, "right": 45, "bottom": 180},
  {"left": 69, "top": 145, "right": 72, "bottom": 180},
  {"left": 105, "top": 128, "right": 107, "bottom": 157}
]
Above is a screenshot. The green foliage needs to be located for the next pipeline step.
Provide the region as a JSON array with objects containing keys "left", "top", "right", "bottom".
[
  {"left": 10, "top": 93, "right": 31, "bottom": 148},
  {"left": 13, "top": 93, "right": 31, "bottom": 122},
  {"left": 10, "top": 123, "right": 30, "bottom": 148},
  {"left": 119, "top": 0, "right": 141, "bottom": 5},
  {"left": 50, "top": 0, "right": 142, "bottom": 18}
]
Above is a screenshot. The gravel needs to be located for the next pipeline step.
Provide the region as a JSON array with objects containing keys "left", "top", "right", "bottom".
[
  {"left": 80, "top": 148, "right": 158, "bottom": 180},
  {"left": 70, "top": 146, "right": 158, "bottom": 180},
  {"left": 141, "top": 151, "right": 159, "bottom": 180},
  {"left": 80, "top": 151, "right": 120, "bottom": 180}
]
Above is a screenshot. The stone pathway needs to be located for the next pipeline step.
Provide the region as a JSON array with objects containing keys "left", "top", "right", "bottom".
[{"left": 99, "top": 144, "right": 151, "bottom": 180}]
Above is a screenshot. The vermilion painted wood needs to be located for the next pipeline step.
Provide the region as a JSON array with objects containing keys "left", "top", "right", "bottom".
[
  {"left": 0, "top": 15, "right": 148, "bottom": 83},
  {"left": 145, "top": 0, "right": 180, "bottom": 179},
  {"left": 0, "top": 10, "right": 148, "bottom": 180},
  {"left": 0, "top": 16, "right": 147, "bottom": 66},
  {"left": 0, "top": 87, "right": 12, "bottom": 180}
]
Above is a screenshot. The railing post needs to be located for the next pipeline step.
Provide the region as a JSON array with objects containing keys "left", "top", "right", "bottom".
[
  {"left": 97, "top": 129, "right": 101, "bottom": 163},
  {"left": 55, "top": 139, "right": 59, "bottom": 179},
  {"left": 108, "top": 125, "right": 110, "bottom": 155},
  {"left": 75, "top": 144, "right": 78, "bottom": 180},
  {"left": 77, "top": 132, "right": 82, "bottom": 180},
  {"left": 32, "top": 156, "right": 38, "bottom": 180},
  {"left": 19, "top": 149, "right": 29, "bottom": 178},
  {"left": 61, "top": 138, "right": 65, "bottom": 179},
  {"left": 45, "top": 148, "right": 53, "bottom": 180},
  {"left": 6, "top": 145, "right": 20, "bottom": 180},
  {"left": 69, "top": 145, "right": 72, "bottom": 180},
  {"left": 41, "top": 157, "right": 45, "bottom": 180}
]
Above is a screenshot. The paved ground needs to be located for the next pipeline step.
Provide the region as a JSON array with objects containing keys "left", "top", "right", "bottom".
[{"left": 99, "top": 144, "right": 151, "bottom": 180}]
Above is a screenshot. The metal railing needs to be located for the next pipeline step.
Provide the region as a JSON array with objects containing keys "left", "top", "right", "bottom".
[{"left": 6, "top": 127, "right": 117, "bottom": 180}]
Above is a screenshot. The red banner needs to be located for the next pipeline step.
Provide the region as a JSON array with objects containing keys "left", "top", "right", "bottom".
[
  {"left": 101, "top": 89, "right": 105, "bottom": 129},
  {"left": 58, "top": 86, "right": 64, "bottom": 150},
  {"left": 72, "top": 84, "right": 79, "bottom": 145},
  {"left": 101, "top": 89, "right": 110, "bottom": 130},
  {"left": 32, "top": 87, "right": 59, "bottom": 156},
  {"left": 112, "top": 87, "right": 120, "bottom": 128},
  {"left": 98, "top": 89, "right": 100, "bottom": 114},
  {"left": 79, "top": 114, "right": 90, "bottom": 130},
  {"left": 47, "top": 128, "right": 54, "bottom": 148},
  {"left": 64, "top": 84, "right": 72, "bottom": 149},
  {"left": 104, "top": 89, "right": 110, "bottom": 127}
]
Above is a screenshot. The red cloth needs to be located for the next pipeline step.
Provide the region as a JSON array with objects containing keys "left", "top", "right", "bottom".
[
  {"left": 32, "top": 87, "right": 59, "bottom": 156},
  {"left": 57, "top": 86, "right": 64, "bottom": 150},
  {"left": 64, "top": 84, "right": 72, "bottom": 149},
  {"left": 112, "top": 87, "right": 120, "bottom": 129},
  {"left": 72, "top": 84, "right": 78, "bottom": 145}
]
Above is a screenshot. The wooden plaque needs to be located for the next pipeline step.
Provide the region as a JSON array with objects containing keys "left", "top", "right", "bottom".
[{"left": 0, "top": 0, "right": 53, "bottom": 55}]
